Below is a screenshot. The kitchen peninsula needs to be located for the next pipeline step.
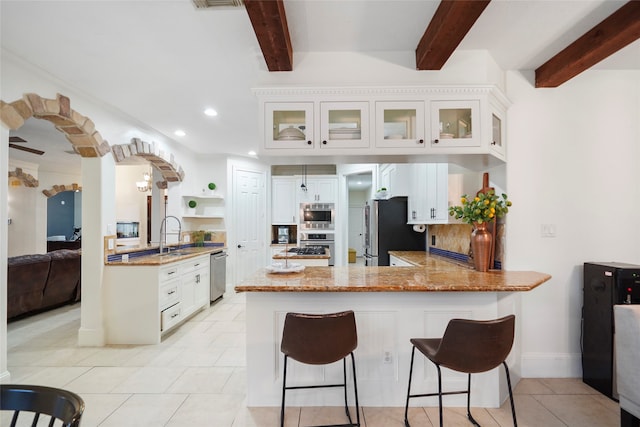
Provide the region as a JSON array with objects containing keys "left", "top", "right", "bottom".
[
  {"left": 104, "top": 244, "right": 224, "bottom": 344},
  {"left": 235, "top": 252, "right": 550, "bottom": 408}
]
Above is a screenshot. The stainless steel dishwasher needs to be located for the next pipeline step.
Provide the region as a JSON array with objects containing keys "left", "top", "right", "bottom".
[{"left": 210, "top": 251, "right": 227, "bottom": 302}]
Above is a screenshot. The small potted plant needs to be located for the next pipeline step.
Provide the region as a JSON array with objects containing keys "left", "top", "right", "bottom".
[
  {"left": 207, "top": 182, "right": 217, "bottom": 195},
  {"left": 187, "top": 199, "right": 197, "bottom": 215},
  {"left": 375, "top": 187, "right": 388, "bottom": 199}
]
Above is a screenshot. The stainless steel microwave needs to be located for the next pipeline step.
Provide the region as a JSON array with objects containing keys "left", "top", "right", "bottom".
[{"left": 300, "top": 202, "right": 334, "bottom": 229}]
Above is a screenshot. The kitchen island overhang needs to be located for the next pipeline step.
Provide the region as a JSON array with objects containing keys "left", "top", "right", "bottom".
[{"left": 236, "top": 260, "right": 551, "bottom": 408}]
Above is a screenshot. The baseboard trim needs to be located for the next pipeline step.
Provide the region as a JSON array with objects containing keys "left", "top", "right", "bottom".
[{"left": 521, "top": 352, "right": 582, "bottom": 378}]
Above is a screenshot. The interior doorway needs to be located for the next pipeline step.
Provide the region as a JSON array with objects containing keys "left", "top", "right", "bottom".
[{"left": 345, "top": 170, "right": 373, "bottom": 266}]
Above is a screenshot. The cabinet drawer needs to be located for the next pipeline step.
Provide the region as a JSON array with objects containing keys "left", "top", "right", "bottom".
[
  {"left": 159, "top": 280, "right": 180, "bottom": 310},
  {"left": 159, "top": 265, "right": 179, "bottom": 282},
  {"left": 161, "top": 303, "right": 182, "bottom": 332},
  {"left": 180, "top": 256, "right": 208, "bottom": 274}
]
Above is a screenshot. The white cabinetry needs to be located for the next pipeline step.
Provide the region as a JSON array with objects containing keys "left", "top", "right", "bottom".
[
  {"left": 297, "top": 176, "right": 337, "bottom": 203},
  {"left": 264, "top": 102, "right": 314, "bottom": 149},
  {"left": 272, "top": 177, "right": 298, "bottom": 224},
  {"left": 180, "top": 256, "right": 209, "bottom": 316},
  {"left": 263, "top": 100, "right": 369, "bottom": 150},
  {"left": 256, "top": 86, "right": 510, "bottom": 167},
  {"left": 105, "top": 254, "right": 210, "bottom": 344},
  {"left": 319, "top": 101, "right": 369, "bottom": 149},
  {"left": 430, "top": 100, "right": 481, "bottom": 148},
  {"left": 389, "top": 255, "right": 413, "bottom": 266},
  {"left": 408, "top": 163, "right": 449, "bottom": 224},
  {"left": 379, "top": 164, "right": 411, "bottom": 198},
  {"left": 375, "top": 101, "right": 425, "bottom": 148}
]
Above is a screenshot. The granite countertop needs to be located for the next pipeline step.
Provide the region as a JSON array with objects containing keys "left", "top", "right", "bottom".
[
  {"left": 106, "top": 246, "right": 225, "bottom": 266},
  {"left": 235, "top": 251, "right": 551, "bottom": 293}
]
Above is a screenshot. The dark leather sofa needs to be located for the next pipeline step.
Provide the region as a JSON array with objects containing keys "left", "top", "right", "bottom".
[{"left": 7, "top": 249, "right": 81, "bottom": 321}]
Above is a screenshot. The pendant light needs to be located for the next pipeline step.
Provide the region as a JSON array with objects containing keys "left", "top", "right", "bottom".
[{"left": 300, "top": 165, "right": 307, "bottom": 192}]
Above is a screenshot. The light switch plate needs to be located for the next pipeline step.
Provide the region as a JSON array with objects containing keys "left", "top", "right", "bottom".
[{"left": 541, "top": 224, "right": 556, "bottom": 238}]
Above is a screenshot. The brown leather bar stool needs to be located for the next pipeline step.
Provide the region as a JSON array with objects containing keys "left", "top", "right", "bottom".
[
  {"left": 280, "top": 310, "right": 360, "bottom": 427},
  {"left": 404, "top": 315, "right": 517, "bottom": 427}
]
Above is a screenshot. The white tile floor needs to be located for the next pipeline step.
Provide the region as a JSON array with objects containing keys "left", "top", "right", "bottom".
[{"left": 4, "top": 292, "right": 620, "bottom": 426}]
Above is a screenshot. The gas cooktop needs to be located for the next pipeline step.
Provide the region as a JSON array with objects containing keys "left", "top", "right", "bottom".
[{"left": 288, "top": 246, "right": 326, "bottom": 255}]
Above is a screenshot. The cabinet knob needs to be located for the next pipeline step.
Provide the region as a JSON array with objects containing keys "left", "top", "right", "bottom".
[
  {"left": 434, "top": 139, "right": 439, "bottom": 144},
  {"left": 237, "top": 244, "right": 243, "bottom": 249},
  {"left": 491, "top": 141, "right": 496, "bottom": 145},
  {"left": 418, "top": 139, "right": 424, "bottom": 144},
  {"left": 322, "top": 140, "right": 327, "bottom": 145},
  {"left": 307, "top": 140, "right": 312, "bottom": 145}
]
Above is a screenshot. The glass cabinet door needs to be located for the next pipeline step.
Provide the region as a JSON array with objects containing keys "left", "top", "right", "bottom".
[
  {"left": 491, "top": 111, "right": 505, "bottom": 157},
  {"left": 430, "top": 100, "right": 480, "bottom": 147},
  {"left": 375, "top": 101, "right": 425, "bottom": 148},
  {"left": 319, "top": 101, "right": 369, "bottom": 149},
  {"left": 265, "top": 102, "right": 314, "bottom": 149}
]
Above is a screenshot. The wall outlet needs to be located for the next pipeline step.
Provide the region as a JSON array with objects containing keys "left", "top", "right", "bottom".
[
  {"left": 184, "top": 235, "right": 190, "bottom": 243},
  {"left": 383, "top": 350, "right": 393, "bottom": 364},
  {"left": 108, "top": 238, "right": 115, "bottom": 250}
]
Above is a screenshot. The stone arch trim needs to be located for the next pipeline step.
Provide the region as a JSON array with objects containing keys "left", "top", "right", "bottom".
[
  {"left": 0, "top": 93, "right": 110, "bottom": 158},
  {"left": 42, "top": 183, "right": 82, "bottom": 198},
  {"left": 8, "top": 168, "right": 38, "bottom": 188},
  {"left": 112, "top": 138, "right": 185, "bottom": 184}
]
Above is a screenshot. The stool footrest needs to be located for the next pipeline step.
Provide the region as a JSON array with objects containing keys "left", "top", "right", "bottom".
[
  {"left": 286, "top": 383, "right": 346, "bottom": 391},
  {"left": 409, "top": 389, "right": 467, "bottom": 399}
]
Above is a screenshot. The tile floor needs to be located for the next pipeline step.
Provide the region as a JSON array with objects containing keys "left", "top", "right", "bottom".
[{"left": 4, "top": 292, "right": 620, "bottom": 426}]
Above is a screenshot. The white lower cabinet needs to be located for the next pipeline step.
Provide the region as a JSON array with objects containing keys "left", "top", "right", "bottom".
[
  {"left": 389, "top": 255, "right": 414, "bottom": 267},
  {"left": 105, "top": 254, "right": 210, "bottom": 344}
]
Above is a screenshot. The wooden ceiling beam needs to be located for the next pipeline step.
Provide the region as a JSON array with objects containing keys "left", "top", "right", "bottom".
[
  {"left": 244, "top": 0, "right": 293, "bottom": 72},
  {"left": 416, "top": 0, "right": 491, "bottom": 70},
  {"left": 535, "top": 1, "right": 640, "bottom": 88}
]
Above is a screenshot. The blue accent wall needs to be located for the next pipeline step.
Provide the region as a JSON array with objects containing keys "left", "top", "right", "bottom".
[{"left": 47, "top": 191, "right": 75, "bottom": 239}]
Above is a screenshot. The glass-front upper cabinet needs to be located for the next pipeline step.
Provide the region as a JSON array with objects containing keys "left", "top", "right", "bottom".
[
  {"left": 319, "top": 101, "right": 369, "bottom": 149},
  {"left": 490, "top": 110, "right": 505, "bottom": 157},
  {"left": 265, "top": 102, "right": 314, "bottom": 149},
  {"left": 430, "top": 100, "right": 480, "bottom": 148},
  {"left": 375, "top": 101, "right": 425, "bottom": 148}
]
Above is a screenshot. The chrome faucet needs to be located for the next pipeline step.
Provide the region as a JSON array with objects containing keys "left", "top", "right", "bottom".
[{"left": 159, "top": 215, "right": 182, "bottom": 254}]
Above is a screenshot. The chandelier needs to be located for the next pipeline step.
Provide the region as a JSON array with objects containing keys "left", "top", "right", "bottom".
[{"left": 136, "top": 170, "right": 152, "bottom": 192}]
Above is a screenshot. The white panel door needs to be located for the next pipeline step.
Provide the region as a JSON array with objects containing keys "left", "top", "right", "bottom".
[
  {"left": 348, "top": 206, "right": 364, "bottom": 256},
  {"left": 234, "top": 168, "right": 265, "bottom": 284}
]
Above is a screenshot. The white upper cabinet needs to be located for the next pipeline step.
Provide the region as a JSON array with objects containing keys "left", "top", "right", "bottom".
[
  {"left": 379, "top": 163, "right": 411, "bottom": 198},
  {"left": 430, "top": 100, "right": 480, "bottom": 148},
  {"left": 264, "top": 102, "right": 314, "bottom": 149},
  {"left": 272, "top": 177, "right": 298, "bottom": 224},
  {"left": 319, "top": 101, "right": 369, "bottom": 149},
  {"left": 375, "top": 101, "right": 425, "bottom": 148},
  {"left": 407, "top": 163, "right": 449, "bottom": 224},
  {"left": 297, "top": 176, "right": 338, "bottom": 203},
  {"left": 255, "top": 86, "right": 510, "bottom": 167}
]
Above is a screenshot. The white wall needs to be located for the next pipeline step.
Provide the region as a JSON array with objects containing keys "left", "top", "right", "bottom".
[{"left": 505, "top": 70, "right": 640, "bottom": 377}]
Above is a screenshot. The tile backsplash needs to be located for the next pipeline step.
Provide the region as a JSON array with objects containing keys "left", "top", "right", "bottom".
[{"left": 428, "top": 222, "right": 505, "bottom": 266}]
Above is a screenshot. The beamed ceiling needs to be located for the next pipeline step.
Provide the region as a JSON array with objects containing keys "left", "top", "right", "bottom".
[{"left": 247, "top": 0, "right": 640, "bottom": 88}]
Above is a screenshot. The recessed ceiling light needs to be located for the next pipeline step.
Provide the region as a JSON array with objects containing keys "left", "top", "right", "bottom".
[
  {"left": 204, "top": 108, "right": 218, "bottom": 117},
  {"left": 248, "top": 150, "right": 257, "bottom": 156},
  {"left": 174, "top": 130, "right": 186, "bottom": 137}
]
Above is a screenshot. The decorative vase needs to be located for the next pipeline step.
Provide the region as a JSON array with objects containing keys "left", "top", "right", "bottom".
[{"left": 471, "top": 222, "right": 493, "bottom": 272}]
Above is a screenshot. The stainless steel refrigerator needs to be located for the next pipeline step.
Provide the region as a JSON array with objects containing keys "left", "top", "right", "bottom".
[{"left": 363, "top": 196, "right": 426, "bottom": 266}]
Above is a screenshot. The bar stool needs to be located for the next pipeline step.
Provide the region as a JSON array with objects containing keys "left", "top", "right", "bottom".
[
  {"left": 404, "top": 314, "right": 517, "bottom": 427},
  {"left": 280, "top": 310, "right": 360, "bottom": 427}
]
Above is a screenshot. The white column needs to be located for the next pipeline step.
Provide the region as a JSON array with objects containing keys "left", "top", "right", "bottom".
[
  {"left": 0, "top": 125, "right": 10, "bottom": 381},
  {"left": 77, "top": 154, "right": 116, "bottom": 346}
]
